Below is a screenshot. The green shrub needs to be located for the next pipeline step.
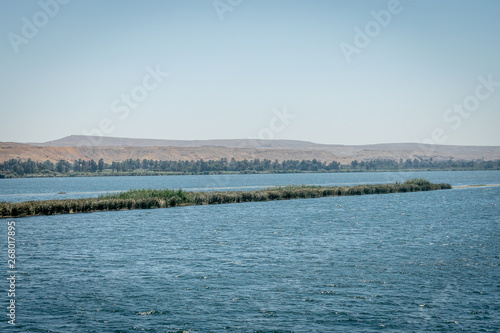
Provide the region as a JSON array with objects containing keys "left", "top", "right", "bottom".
[{"left": 404, "top": 178, "right": 431, "bottom": 186}]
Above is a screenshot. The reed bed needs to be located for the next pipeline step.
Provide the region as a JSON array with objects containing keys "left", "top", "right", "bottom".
[{"left": 0, "top": 179, "right": 451, "bottom": 218}]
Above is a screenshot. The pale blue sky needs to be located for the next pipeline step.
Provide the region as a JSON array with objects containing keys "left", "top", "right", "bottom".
[{"left": 1, "top": 0, "right": 499, "bottom": 145}]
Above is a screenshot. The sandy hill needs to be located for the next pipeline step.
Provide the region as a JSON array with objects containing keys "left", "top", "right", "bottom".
[{"left": 0, "top": 135, "right": 498, "bottom": 163}]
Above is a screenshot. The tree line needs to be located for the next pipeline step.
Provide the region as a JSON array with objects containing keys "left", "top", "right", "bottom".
[{"left": 0, "top": 157, "right": 499, "bottom": 177}]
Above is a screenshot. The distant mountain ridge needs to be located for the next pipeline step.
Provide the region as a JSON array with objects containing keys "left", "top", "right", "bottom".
[
  {"left": 0, "top": 135, "right": 497, "bottom": 163},
  {"left": 27, "top": 135, "right": 320, "bottom": 150}
]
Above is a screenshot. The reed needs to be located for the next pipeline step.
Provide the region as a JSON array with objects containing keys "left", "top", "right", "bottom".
[{"left": 0, "top": 179, "right": 451, "bottom": 218}]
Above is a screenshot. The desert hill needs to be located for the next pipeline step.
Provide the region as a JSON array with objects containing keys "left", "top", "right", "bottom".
[{"left": 0, "top": 135, "right": 498, "bottom": 164}]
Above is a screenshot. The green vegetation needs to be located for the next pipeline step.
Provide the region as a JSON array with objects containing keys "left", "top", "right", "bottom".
[
  {"left": 0, "top": 179, "right": 452, "bottom": 218},
  {"left": 403, "top": 178, "right": 431, "bottom": 186},
  {"left": 1, "top": 157, "right": 499, "bottom": 178}
]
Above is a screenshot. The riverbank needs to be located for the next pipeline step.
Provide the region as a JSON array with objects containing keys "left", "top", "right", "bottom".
[
  {"left": 0, "top": 179, "right": 451, "bottom": 219},
  {"left": 2, "top": 167, "right": 500, "bottom": 179}
]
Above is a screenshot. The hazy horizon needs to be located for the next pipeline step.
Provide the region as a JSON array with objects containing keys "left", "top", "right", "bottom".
[
  {"left": 9, "top": 133, "right": 500, "bottom": 148},
  {"left": 1, "top": 0, "right": 499, "bottom": 146}
]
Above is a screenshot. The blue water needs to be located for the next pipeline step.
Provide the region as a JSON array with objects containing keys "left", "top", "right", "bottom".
[
  {"left": 1, "top": 170, "right": 499, "bottom": 203},
  {"left": 1, "top": 171, "right": 500, "bottom": 332}
]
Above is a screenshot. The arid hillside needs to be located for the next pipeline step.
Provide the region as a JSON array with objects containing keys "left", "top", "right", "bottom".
[
  {"left": 1, "top": 136, "right": 499, "bottom": 164},
  {"left": 0, "top": 142, "right": 345, "bottom": 164}
]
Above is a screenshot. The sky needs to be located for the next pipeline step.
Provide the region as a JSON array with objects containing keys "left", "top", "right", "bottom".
[{"left": 1, "top": 0, "right": 499, "bottom": 146}]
